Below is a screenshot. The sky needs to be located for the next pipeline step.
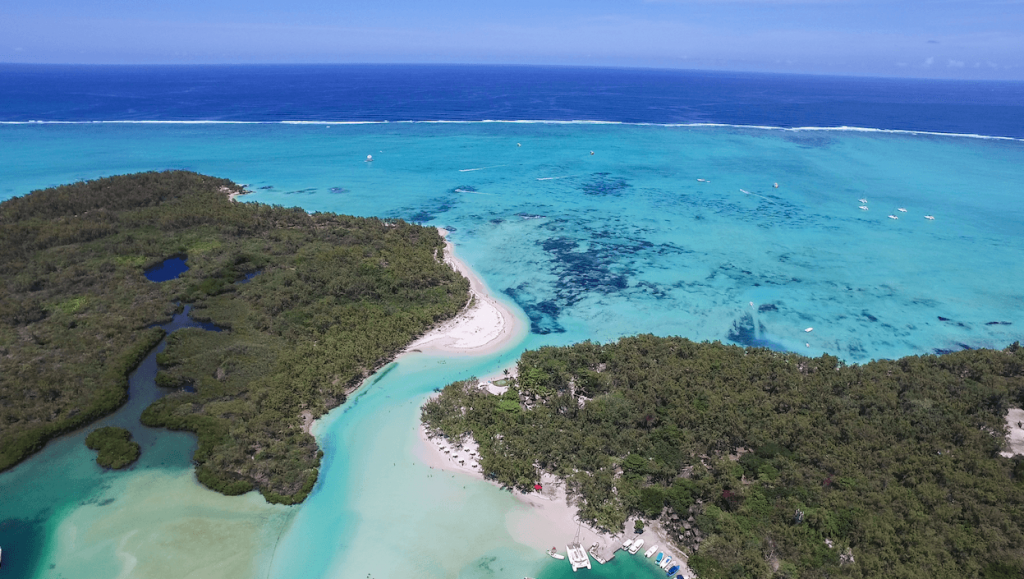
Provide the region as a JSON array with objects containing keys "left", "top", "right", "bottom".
[{"left": 2, "top": 0, "right": 1023, "bottom": 79}]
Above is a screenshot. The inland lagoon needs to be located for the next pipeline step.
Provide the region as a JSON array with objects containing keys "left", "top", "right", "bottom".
[{"left": 2, "top": 118, "right": 1023, "bottom": 578}]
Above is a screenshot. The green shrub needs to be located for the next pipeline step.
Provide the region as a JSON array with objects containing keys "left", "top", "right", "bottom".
[{"left": 85, "top": 427, "right": 141, "bottom": 469}]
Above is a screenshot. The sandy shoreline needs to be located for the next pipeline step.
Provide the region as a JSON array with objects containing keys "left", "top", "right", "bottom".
[
  {"left": 416, "top": 412, "right": 694, "bottom": 576},
  {"left": 407, "top": 230, "right": 693, "bottom": 574},
  {"left": 403, "top": 228, "right": 524, "bottom": 357}
]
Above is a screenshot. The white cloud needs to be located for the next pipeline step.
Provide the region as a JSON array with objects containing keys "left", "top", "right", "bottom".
[
  {"left": 923, "top": 56, "right": 934, "bottom": 67},
  {"left": 948, "top": 59, "right": 965, "bottom": 67}
]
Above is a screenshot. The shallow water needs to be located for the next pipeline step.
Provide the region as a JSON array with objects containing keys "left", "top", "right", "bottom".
[
  {"left": 1, "top": 122, "right": 1022, "bottom": 578},
  {"left": 0, "top": 306, "right": 290, "bottom": 579}
]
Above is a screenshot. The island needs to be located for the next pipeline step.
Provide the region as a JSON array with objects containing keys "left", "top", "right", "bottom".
[
  {"left": 0, "top": 171, "right": 470, "bottom": 504},
  {"left": 422, "top": 336, "right": 1024, "bottom": 578},
  {"left": 85, "top": 427, "right": 141, "bottom": 469}
]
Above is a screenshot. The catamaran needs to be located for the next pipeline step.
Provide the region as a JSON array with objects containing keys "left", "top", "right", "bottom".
[
  {"left": 566, "top": 543, "right": 591, "bottom": 571},
  {"left": 566, "top": 521, "right": 591, "bottom": 571}
]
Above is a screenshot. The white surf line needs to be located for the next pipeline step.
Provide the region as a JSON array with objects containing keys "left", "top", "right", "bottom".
[
  {"left": 4, "top": 120, "right": 1020, "bottom": 142},
  {"left": 459, "top": 164, "right": 507, "bottom": 172},
  {"left": 536, "top": 175, "right": 578, "bottom": 181}
]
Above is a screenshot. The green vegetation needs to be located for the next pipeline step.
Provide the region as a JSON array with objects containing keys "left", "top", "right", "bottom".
[
  {"left": 422, "top": 336, "right": 1024, "bottom": 578},
  {"left": 1, "top": 171, "right": 469, "bottom": 503},
  {"left": 85, "top": 426, "right": 141, "bottom": 469}
]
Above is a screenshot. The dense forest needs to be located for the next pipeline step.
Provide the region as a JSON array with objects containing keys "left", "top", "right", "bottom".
[
  {"left": 85, "top": 426, "right": 141, "bottom": 469},
  {"left": 422, "top": 337, "right": 1024, "bottom": 578},
  {"left": 0, "top": 171, "right": 469, "bottom": 503}
]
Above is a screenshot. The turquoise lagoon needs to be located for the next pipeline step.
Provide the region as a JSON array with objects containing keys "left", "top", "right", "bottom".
[{"left": 1, "top": 122, "right": 1023, "bottom": 578}]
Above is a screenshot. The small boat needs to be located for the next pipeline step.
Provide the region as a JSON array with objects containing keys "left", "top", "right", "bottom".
[
  {"left": 804, "top": 327, "right": 813, "bottom": 333},
  {"left": 661, "top": 556, "right": 673, "bottom": 569},
  {"left": 888, "top": 215, "right": 898, "bottom": 220},
  {"left": 548, "top": 547, "right": 565, "bottom": 560},
  {"left": 667, "top": 564, "right": 681, "bottom": 575},
  {"left": 622, "top": 539, "right": 634, "bottom": 550},
  {"left": 644, "top": 544, "right": 658, "bottom": 558},
  {"left": 773, "top": 182, "right": 779, "bottom": 188},
  {"left": 897, "top": 208, "right": 907, "bottom": 212},
  {"left": 859, "top": 206, "right": 869, "bottom": 210},
  {"left": 366, "top": 154, "right": 373, "bottom": 162},
  {"left": 656, "top": 552, "right": 664, "bottom": 563},
  {"left": 859, "top": 198, "right": 867, "bottom": 203},
  {"left": 629, "top": 539, "right": 644, "bottom": 554},
  {"left": 925, "top": 215, "right": 935, "bottom": 220},
  {"left": 697, "top": 178, "right": 707, "bottom": 182}
]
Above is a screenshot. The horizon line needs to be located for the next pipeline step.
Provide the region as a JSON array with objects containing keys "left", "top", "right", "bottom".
[{"left": 2, "top": 61, "right": 1022, "bottom": 84}]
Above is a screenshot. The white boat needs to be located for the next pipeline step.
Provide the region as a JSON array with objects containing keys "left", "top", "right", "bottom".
[
  {"left": 566, "top": 543, "right": 592, "bottom": 571},
  {"left": 644, "top": 544, "right": 658, "bottom": 558},
  {"left": 548, "top": 547, "right": 565, "bottom": 560},
  {"left": 622, "top": 539, "right": 634, "bottom": 550},
  {"left": 925, "top": 215, "right": 935, "bottom": 220},
  {"left": 661, "top": 556, "right": 673, "bottom": 569},
  {"left": 629, "top": 539, "right": 644, "bottom": 554},
  {"left": 897, "top": 208, "right": 907, "bottom": 212},
  {"left": 859, "top": 205, "right": 869, "bottom": 210},
  {"left": 888, "top": 214, "right": 898, "bottom": 220},
  {"left": 804, "top": 327, "right": 813, "bottom": 333},
  {"left": 859, "top": 198, "right": 867, "bottom": 203}
]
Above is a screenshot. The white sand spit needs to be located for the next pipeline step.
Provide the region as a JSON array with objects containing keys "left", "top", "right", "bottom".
[{"left": 404, "top": 228, "right": 523, "bottom": 356}]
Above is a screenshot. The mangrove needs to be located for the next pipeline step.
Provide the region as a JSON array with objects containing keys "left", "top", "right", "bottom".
[{"left": 0, "top": 170, "right": 469, "bottom": 503}]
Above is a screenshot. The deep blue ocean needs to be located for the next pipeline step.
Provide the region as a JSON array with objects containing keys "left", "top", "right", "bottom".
[
  {"left": 2, "top": 64, "right": 1024, "bottom": 137},
  {"left": 1, "top": 64, "right": 1023, "bottom": 579}
]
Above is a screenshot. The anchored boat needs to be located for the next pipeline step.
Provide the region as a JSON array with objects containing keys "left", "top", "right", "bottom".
[
  {"left": 566, "top": 543, "right": 592, "bottom": 572},
  {"left": 629, "top": 539, "right": 644, "bottom": 554}
]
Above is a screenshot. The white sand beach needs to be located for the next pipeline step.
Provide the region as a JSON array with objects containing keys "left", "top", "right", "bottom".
[
  {"left": 416, "top": 419, "right": 693, "bottom": 575},
  {"left": 404, "top": 228, "right": 524, "bottom": 356}
]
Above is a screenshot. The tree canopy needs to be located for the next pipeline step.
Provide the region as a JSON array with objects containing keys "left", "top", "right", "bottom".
[
  {"left": 422, "top": 336, "right": 1024, "bottom": 578},
  {"left": 84, "top": 426, "right": 141, "bottom": 469},
  {"left": 1, "top": 171, "right": 469, "bottom": 503}
]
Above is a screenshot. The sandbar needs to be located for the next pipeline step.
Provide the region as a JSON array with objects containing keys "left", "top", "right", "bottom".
[{"left": 403, "top": 228, "right": 525, "bottom": 356}]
